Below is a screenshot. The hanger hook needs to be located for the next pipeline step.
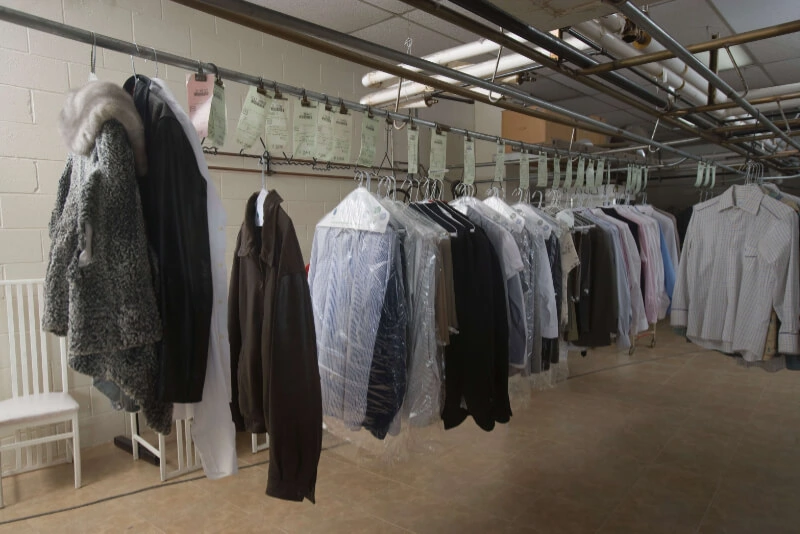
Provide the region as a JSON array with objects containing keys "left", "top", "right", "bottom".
[
  {"left": 90, "top": 32, "right": 97, "bottom": 75},
  {"left": 487, "top": 31, "right": 505, "bottom": 103},
  {"left": 151, "top": 47, "right": 158, "bottom": 78},
  {"left": 130, "top": 39, "right": 140, "bottom": 78},
  {"left": 648, "top": 117, "right": 660, "bottom": 153}
]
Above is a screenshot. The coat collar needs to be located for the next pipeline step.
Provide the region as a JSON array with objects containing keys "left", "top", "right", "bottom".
[
  {"left": 717, "top": 185, "right": 762, "bottom": 215},
  {"left": 238, "top": 190, "right": 284, "bottom": 265}
]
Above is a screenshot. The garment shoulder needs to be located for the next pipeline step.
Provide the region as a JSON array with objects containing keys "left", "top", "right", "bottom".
[
  {"left": 761, "top": 194, "right": 797, "bottom": 222},
  {"left": 693, "top": 197, "right": 721, "bottom": 212}
]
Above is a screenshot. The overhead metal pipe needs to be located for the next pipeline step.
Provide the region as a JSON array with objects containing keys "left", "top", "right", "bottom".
[
  {"left": 594, "top": 137, "right": 703, "bottom": 155},
  {"left": 398, "top": 0, "right": 770, "bottom": 162},
  {"left": 445, "top": 0, "right": 668, "bottom": 109},
  {"left": 579, "top": 19, "right": 800, "bottom": 76},
  {"left": 173, "top": 0, "right": 742, "bottom": 166},
  {"left": 0, "top": 4, "right": 729, "bottom": 172},
  {"left": 608, "top": 0, "right": 800, "bottom": 152},
  {"left": 712, "top": 117, "right": 800, "bottom": 134},
  {"left": 668, "top": 91, "right": 800, "bottom": 116}
]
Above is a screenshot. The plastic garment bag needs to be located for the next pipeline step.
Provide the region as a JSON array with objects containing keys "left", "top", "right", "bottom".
[
  {"left": 381, "top": 200, "right": 446, "bottom": 428},
  {"left": 309, "top": 225, "right": 395, "bottom": 429}
]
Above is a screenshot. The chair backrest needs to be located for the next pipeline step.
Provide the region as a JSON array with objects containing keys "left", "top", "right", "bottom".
[{"left": 1, "top": 279, "right": 68, "bottom": 399}]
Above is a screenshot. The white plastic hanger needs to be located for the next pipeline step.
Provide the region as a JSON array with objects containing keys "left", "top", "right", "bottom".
[
  {"left": 317, "top": 170, "right": 390, "bottom": 233},
  {"left": 255, "top": 153, "right": 268, "bottom": 227}
]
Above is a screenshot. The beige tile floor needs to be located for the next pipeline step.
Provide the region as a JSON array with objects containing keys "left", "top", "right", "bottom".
[{"left": 1, "top": 326, "right": 799, "bottom": 533}]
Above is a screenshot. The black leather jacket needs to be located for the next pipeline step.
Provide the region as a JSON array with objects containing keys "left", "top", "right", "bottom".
[{"left": 124, "top": 75, "right": 213, "bottom": 404}]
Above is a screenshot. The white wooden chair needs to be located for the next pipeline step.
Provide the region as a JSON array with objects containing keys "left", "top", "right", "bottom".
[{"left": 0, "top": 279, "right": 81, "bottom": 508}]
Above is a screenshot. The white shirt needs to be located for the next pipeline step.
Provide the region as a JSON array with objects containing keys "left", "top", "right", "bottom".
[
  {"left": 615, "top": 206, "right": 669, "bottom": 322},
  {"left": 150, "top": 79, "right": 238, "bottom": 479},
  {"left": 672, "top": 185, "right": 800, "bottom": 361}
]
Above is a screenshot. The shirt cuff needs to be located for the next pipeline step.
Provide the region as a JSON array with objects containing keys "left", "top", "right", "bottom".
[
  {"left": 670, "top": 308, "right": 688, "bottom": 327},
  {"left": 778, "top": 332, "right": 800, "bottom": 355}
]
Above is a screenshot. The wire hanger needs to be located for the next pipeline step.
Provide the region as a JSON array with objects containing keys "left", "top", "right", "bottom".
[
  {"left": 255, "top": 147, "right": 270, "bottom": 227},
  {"left": 88, "top": 32, "right": 97, "bottom": 81}
]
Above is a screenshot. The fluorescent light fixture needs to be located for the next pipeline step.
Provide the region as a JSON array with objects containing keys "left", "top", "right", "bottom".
[{"left": 697, "top": 45, "right": 753, "bottom": 71}]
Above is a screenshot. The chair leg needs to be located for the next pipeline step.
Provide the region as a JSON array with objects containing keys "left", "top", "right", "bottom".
[{"left": 71, "top": 415, "right": 81, "bottom": 490}]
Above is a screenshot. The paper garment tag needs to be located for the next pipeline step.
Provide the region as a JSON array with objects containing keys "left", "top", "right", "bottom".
[
  {"left": 236, "top": 85, "right": 268, "bottom": 150},
  {"left": 356, "top": 114, "right": 380, "bottom": 167},
  {"left": 186, "top": 73, "right": 215, "bottom": 140},
  {"left": 494, "top": 142, "right": 505, "bottom": 181},
  {"left": 315, "top": 107, "right": 335, "bottom": 161},
  {"left": 552, "top": 156, "right": 562, "bottom": 189},
  {"left": 292, "top": 99, "right": 318, "bottom": 158},
  {"left": 408, "top": 127, "right": 419, "bottom": 174},
  {"left": 576, "top": 157, "right": 586, "bottom": 188},
  {"left": 564, "top": 158, "right": 573, "bottom": 189},
  {"left": 332, "top": 113, "right": 353, "bottom": 164},
  {"left": 586, "top": 159, "right": 595, "bottom": 188},
  {"left": 207, "top": 80, "right": 227, "bottom": 147},
  {"left": 463, "top": 137, "right": 475, "bottom": 185},
  {"left": 430, "top": 130, "right": 447, "bottom": 179},
  {"left": 537, "top": 152, "right": 547, "bottom": 188},
  {"left": 520, "top": 152, "right": 530, "bottom": 190},
  {"left": 265, "top": 97, "right": 290, "bottom": 153},
  {"left": 596, "top": 159, "right": 605, "bottom": 185}
]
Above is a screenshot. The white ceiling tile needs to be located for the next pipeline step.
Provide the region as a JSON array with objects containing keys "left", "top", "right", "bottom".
[
  {"left": 402, "top": 9, "right": 480, "bottom": 44},
  {"left": 648, "top": 0, "right": 728, "bottom": 44},
  {"left": 244, "top": 0, "right": 392, "bottom": 33},
  {"left": 762, "top": 57, "right": 800, "bottom": 86},
  {"left": 710, "top": 0, "right": 800, "bottom": 33},
  {"left": 519, "top": 77, "right": 585, "bottom": 101},
  {"left": 551, "top": 95, "right": 621, "bottom": 116},
  {"left": 350, "top": 18, "right": 461, "bottom": 56},
  {"left": 718, "top": 65, "right": 774, "bottom": 92},
  {"left": 744, "top": 34, "right": 800, "bottom": 65},
  {"left": 360, "top": 0, "right": 415, "bottom": 15}
]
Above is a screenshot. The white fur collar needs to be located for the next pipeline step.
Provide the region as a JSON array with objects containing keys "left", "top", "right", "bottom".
[{"left": 59, "top": 80, "right": 147, "bottom": 176}]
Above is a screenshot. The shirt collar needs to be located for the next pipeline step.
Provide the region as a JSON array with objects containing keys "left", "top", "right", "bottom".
[
  {"left": 238, "top": 190, "right": 284, "bottom": 264},
  {"left": 718, "top": 185, "right": 762, "bottom": 215}
]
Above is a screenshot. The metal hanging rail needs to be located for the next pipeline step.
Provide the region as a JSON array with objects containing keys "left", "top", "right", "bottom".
[
  {"left": 396, "top": 0, "right": 772, "bottom": 167},
  {"left": 667, "top": 91, "right": 800, "bottom": 117},
  {"left": 0, "top": 4, "right": 743, "bottom": 175},
  {"left": 608, "top": 0, "right": 800, "bottom": 154},
  {"left": 172, "top": 0, "right": 754, "bottom": 172},
  {"left": 578, "top": 19, "right": 800, "bottom": 76}
]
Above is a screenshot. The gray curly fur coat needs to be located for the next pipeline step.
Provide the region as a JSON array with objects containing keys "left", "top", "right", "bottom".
[{"left": 43, "top": 81, "right": 172, "bottom": 434}]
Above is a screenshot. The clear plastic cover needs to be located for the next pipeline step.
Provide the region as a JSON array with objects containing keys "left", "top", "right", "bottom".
[
  {"left": 310, "top": 198, "right": 452, "bottom": 462},
  {"left": 385, "top": 203, "right": 446, "bottom": 429},
  {"left": 309, "top": 225, "right": 396, "bottom": 430}
]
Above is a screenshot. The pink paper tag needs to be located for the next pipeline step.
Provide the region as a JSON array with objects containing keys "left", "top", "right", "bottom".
[{"left": 187, "top": 73, "right": 215, "bottom": 139}]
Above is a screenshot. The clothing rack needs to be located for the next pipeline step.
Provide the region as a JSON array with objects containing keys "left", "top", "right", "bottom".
[{"left": 0, "top": 5, "right": 747, "bottom": 178}]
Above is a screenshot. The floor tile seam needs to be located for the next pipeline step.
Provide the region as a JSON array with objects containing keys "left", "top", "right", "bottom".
[
  {"left": 693, "top": 475, "right": 723, "bottom": 534},
  {"left": 591, "top": 473, "right": 636, "bottom": 534},
  {"left": 361, "top": 511, "right": 418, "bottom": 533}
]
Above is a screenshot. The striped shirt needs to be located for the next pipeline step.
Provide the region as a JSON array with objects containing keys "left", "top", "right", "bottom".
[{"left": 671, "top": 185, "right": 800, "bottom": 361}]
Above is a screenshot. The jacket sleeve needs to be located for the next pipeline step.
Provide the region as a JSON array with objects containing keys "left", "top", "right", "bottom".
[
  {"left": 670, "top": 211, "right": 697, "bottom": 330},
  {"left": 228, "top": 230, "right": 246, "bottom": 430},
  {"left": 267, "top": 251, "right": 322, "bottom": 503},
  {"left": 148, "top": 119, "right": 213, "bottom": 403},
  {"left": 775, "top": 211, "right": 800, "bottom": 355}
]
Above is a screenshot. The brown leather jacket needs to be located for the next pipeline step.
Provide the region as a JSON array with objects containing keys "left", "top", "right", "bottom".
[{"left": 228, "top": 191, "right": 322, "bottom": 503}]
